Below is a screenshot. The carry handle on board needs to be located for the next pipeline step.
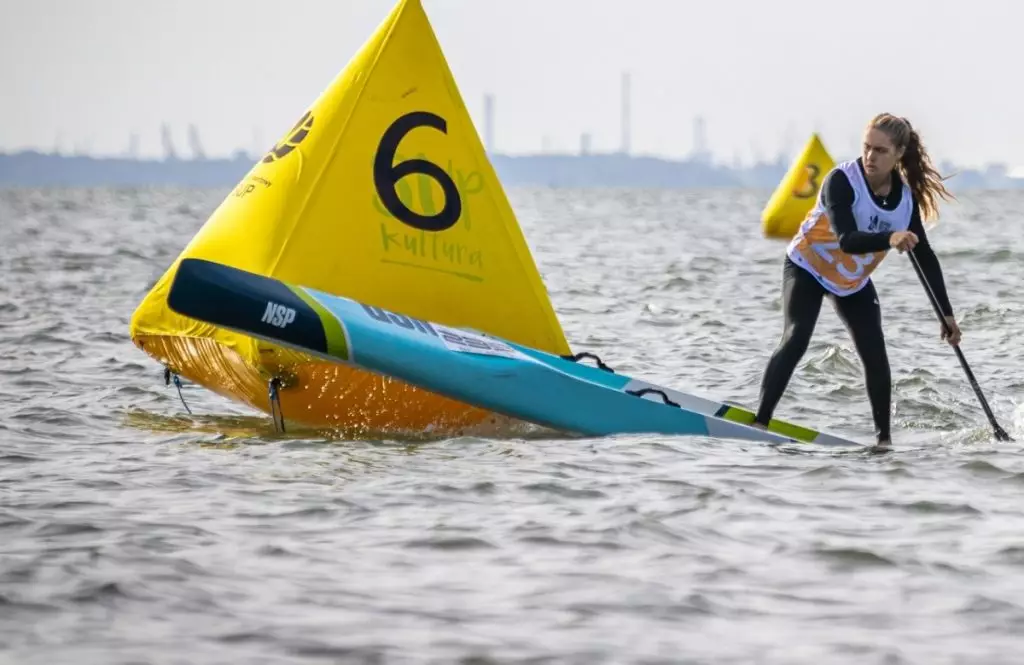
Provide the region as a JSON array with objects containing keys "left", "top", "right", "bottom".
[
  {"left": 625, "top": 387, "right": 680, "bottom": 408},
  {"left": 560, "top": 352, "right": 615, "bottom": 372}
]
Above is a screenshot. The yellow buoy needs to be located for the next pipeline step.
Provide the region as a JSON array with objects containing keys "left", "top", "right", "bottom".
[
  {"left": 760, "top": 133, "right": 836, "bottom": 240},
  {"left": 129, "top": 0, "right": 571, "bottom": 436}
]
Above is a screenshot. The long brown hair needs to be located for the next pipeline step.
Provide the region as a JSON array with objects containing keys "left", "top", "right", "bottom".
[{"left": 868, "top": 113, "right": 955, "bottom": 222}]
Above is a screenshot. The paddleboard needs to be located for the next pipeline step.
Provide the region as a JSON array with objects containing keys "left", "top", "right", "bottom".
[{"left": 167, "top": 258, "right": 863, "bottom": 447}]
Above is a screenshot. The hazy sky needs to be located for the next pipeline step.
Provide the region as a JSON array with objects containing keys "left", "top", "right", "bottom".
[{"left": 3, "top": 0, "right": 1021, "bottom": 167}]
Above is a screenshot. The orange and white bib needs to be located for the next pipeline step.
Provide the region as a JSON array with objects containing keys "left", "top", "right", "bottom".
[{"left": 787, "top": 159, "right": 913, "bottom": 296}]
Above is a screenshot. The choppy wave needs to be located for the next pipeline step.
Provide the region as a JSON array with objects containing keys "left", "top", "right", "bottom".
[{"left": 1, "top": 187, "right": 1023, "bottom": 664}]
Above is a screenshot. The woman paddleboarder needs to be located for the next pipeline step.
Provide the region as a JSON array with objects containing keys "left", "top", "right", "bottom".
[{"left": 752, "top": 113, "right": 960, "bottom": 448}]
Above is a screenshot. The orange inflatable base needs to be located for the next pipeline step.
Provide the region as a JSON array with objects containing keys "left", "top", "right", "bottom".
[{"left": 132, "top": 334, "right": 529, "bottom": 439}]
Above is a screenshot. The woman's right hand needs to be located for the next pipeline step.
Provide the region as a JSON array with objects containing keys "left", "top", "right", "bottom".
[{"left": 889, "top": 231, "right": 919, "bottom": 253}]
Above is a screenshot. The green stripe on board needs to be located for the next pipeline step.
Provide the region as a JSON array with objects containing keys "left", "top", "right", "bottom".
[
  {"left": 288, "top": 286, "right": 350, "bottom": 361},
  {"left": 718, "top": 405, "right": 820, "bottom": 443}
]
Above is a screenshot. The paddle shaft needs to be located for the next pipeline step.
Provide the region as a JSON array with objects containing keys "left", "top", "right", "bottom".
[{"left": 907, "top": 249, "right": 1012, "bottom": 441}]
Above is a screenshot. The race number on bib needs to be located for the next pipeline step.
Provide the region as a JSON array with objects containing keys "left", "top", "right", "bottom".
[{"left": 811, "top": 241, "right": 876, "bottom": 280}]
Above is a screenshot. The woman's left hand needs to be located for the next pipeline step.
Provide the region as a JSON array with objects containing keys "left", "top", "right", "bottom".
[{"left": 942, "top": 315, "right": 961, "bottom": 346}]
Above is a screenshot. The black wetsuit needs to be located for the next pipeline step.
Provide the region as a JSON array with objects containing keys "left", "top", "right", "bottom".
[{"left": 753, "top": 158, "right": 953, "bottom": 442}]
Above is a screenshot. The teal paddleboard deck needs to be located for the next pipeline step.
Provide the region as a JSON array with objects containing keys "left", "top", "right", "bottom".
[{"left": 167, "top": 258, "right": 861, "bottom": 447}]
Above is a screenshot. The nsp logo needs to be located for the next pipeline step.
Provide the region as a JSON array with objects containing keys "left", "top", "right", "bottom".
[{"left": 262, "top": 301, "right": 296, "bottom": 329}]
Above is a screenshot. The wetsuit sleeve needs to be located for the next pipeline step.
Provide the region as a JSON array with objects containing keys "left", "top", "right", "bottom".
[
  {"left": 822, "top": 169, "right": 894, "bottom": 254},
  {"left": 909, "top": 203, "right": 954, "bottom": 317}
]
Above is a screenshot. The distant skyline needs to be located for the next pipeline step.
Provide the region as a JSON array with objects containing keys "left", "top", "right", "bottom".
[{"left": 3, "top": 0, "right": 1023, "bottom": 168}]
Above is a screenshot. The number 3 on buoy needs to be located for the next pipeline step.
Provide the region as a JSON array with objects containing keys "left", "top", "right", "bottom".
[{"left": 792, "top": 164, "right": 821, "bottom": 199}]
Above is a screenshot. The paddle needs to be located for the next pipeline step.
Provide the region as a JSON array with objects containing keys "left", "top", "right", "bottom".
[{"left": 907, "top": 249, "right": 1012, "bottom": 441}]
